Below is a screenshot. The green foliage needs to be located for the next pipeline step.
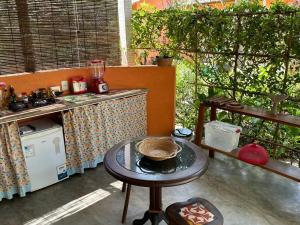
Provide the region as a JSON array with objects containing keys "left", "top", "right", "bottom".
[
  {"left": 131, "top": 1, "right": 300, "bottom": 164},
  {"left": 176, "top": 60, "right": 198, "bottom": 128}
]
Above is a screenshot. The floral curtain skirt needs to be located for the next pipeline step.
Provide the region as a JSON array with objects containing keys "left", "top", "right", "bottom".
[
  {"left": 62, "top": 94, "right": 147, "bottom": 175},
  {"left": 0, "top": 122, "right": 31, "bottom": 201}
]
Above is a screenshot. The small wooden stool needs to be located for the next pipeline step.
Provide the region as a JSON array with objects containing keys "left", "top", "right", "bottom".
[{"left": 166, "top": 198, "right": 223, "bottom": 225}]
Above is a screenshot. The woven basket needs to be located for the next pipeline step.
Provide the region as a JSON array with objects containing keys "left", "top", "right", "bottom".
[{"left": 135, "top": 137, "right": 182, "bottom": 161}]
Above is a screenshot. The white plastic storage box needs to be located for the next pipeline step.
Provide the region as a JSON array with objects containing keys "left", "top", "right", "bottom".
[{"left": 204, "top": 120, "right": 242, "bottom": 152}]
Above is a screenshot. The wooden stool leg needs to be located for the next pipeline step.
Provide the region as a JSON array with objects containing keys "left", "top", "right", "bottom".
[
  {"left": 121, "top": 184, "right": 131, "bottom": 223},
  {"left": 209, "top": 149, "right": 215, "bottom": 158},
  {"left": 122, "top": 182, "right": 126, "bottom": 192}
]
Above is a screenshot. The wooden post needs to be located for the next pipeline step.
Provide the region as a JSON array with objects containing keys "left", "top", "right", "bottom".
[
  {"left": 232, "top": 15, "right": 241, "bottom": 100},
  {"left": 210, "top": 106, "right": 217, "bottom": 121},
  {"left": 195, "top": 103, "right": 206, "bottom": 146},
  {"left": 15, "top": 0, "right": 35, "bottom": 72},
  {"left": 209, "top": 105, "right": 217, "bottom": 158}
]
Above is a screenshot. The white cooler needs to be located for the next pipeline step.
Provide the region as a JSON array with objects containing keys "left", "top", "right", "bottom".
[{"left": 204, "top": 120, "right": 242, "bottom": 152}]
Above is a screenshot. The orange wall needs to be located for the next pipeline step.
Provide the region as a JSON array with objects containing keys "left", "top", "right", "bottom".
[
  {"left": 133, "top": 0, "right": 169, "bottom": 10},
  {"left": 0, "top": 66, "right": 176, "bottom": 136}
]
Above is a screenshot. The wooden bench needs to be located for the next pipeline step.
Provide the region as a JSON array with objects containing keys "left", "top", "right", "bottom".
[{"left": 195, "top": 97, "right": 300, "bottom": 183}]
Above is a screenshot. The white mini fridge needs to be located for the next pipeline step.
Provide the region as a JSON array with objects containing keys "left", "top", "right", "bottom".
[{"left": 20, "top": 119, "right": 68, "bottom": 192}]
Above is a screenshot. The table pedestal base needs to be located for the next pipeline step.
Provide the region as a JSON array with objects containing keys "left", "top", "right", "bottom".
[
  {"left": 133, "top": 210, "right": 167, "bottom": 225},
  {"left": 133, "top": 187, "right": 168, "bottom": 225}
]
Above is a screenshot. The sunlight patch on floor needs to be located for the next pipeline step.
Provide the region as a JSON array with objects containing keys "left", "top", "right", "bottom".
[
  {"left": 110, "top": 180, "right": 123, "bottom": 190},
  {"left": 24, "top": 188, "right": 110, "bottom": 225}
]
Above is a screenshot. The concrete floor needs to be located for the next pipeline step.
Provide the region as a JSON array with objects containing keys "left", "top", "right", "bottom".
[{"left": 1, "top": 153, "right": 299, "bottom": 225}]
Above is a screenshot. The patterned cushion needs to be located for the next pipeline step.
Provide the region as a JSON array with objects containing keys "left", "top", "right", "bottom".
[
  {"left": 166, "top": 198, "right": 223, "bottom": 225},
  {"left": 179, "top": 202, "right": 215, "bottom": 225}
]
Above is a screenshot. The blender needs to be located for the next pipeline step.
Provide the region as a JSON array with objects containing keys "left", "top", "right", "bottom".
[{"left": 90, "top": 59, "right": 109, "bottom": 94}]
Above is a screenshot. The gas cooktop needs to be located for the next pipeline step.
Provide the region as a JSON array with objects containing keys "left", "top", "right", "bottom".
[{"left": 8, "top": 98, "right": 57, "bottom": 112}]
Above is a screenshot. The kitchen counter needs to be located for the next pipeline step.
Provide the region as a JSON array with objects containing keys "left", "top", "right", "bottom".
[
  {"left": 0, "top": 88, "right": 148, "bottom": 201},
  {"left": 0, "top": 89, "right": 148, "bottom": 124}
]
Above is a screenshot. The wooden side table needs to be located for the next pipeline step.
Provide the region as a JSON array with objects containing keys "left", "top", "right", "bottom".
[{"left": 104, "top": 137, "right": 209, "bottom": 225}]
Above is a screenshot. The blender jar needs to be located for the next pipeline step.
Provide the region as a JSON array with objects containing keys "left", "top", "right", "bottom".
[{"left": 90, "top": 60, "right": 108, "bottom": 94}]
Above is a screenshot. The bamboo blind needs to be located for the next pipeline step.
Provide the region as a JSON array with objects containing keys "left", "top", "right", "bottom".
[
  {"left": 0, "top": 1, "right": 24, "bottom": 74},
  {"left": 0, "top": 0, "right": 120, "bottom": 75}
]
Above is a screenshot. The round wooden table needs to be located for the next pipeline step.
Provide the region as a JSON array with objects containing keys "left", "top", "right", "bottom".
[{"left": 104, "top": 137, "right": 208, "bottom": 225}]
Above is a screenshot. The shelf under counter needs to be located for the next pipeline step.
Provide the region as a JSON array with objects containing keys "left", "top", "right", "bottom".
[{"left": 0, "top": 89, "right": 148, "bottom": 124}]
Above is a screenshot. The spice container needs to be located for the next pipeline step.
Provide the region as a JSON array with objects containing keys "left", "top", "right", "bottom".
[{"left": 70, "top": 76, "right": 87, "bottom": 94}]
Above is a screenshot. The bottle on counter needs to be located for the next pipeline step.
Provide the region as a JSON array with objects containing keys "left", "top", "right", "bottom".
[
  {"left": 9, "top": 85, "right": 17, "bottom": 104},
  {"left": 2, "top": 87, "right": 9, "bottom": 108},
  {"left": 8, "top": 85, "right": 26, "bottom": 112}
]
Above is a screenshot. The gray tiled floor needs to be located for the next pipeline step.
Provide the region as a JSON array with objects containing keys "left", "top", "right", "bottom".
[{"left": 1, "top": 153, "right": 299, "bottom": 225}]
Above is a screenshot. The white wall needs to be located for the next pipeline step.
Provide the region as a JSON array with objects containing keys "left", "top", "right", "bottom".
[{"left": 118, "top": 0, "right": 133, "bottom": 65}]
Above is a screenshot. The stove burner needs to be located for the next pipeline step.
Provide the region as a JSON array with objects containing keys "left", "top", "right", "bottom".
[{"left": 9, "top": 98, "right": 57, "bottom": 112}]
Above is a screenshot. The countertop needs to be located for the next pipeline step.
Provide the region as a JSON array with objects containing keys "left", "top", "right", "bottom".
[{"left": 0, "top": 89, "right": 148, "bottom": 125}]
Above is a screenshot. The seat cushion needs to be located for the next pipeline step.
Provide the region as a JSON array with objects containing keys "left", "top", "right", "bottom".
[
  {"left": 166, "top": 198, "right": 223, "bottom": 225},
  {"left": 179, "top": 201, "right": 215, "bottom": 224}
]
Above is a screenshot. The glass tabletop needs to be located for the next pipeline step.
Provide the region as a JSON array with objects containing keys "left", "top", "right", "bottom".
[{"left": 116, "top": 140, "right": 196, "bottom": 175}]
